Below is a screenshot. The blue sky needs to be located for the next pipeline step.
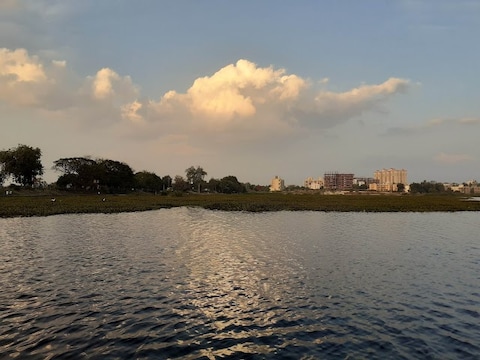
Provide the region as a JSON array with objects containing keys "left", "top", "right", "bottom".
[{"left": 1, "top": 0, "right": 479, "bottom": 185}]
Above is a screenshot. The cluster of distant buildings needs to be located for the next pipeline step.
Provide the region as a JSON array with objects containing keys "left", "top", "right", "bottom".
[
  {"left": 271, "top": 168, "right": 480, "bottom": 194},
  {"left": 271, "top": 168, "right": 408, "bottom": 192},
  {"left": 445, "top": 180, "right": 480, "bottom": 195}
]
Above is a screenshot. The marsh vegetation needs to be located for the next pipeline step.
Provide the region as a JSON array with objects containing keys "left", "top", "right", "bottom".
[{"left": 1, "top": 192, "right": 479, "bottom": 218}]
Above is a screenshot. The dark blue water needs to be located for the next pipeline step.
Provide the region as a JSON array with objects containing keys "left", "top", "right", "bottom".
[{"left": 1, "top": 209, "right": 479, "bottom": 359}]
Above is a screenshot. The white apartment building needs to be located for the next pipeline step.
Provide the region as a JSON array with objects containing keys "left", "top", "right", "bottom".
[
  {"left": 369, "top": 168, "right": 407, "bottom": 192},
  {"left": 270, "top": 176, "right": 285, "bottom": 192},
  {"left": 304, "top": 177, "right": 324, "bottom": 190}
]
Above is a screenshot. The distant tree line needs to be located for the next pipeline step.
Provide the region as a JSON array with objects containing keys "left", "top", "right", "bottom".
[
  {"left": 172, "top": 168, "right": 246, "bottom": 194},
  {"left": 0, "top": 144, "right": 263, "bottom": 194},
  {"left": 3, "top": 144, "right": 469, "bottom": 196}
]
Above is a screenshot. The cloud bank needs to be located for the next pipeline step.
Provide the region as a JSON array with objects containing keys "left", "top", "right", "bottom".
[
  {"left": 434, "top": 152, "right": 474, "bottom": 164},
  {"left": 384, "top": 116, "right": 480, "bottom": 137},
  {"left": 1, "top": 48, "right": 410, "bottom": 147}
]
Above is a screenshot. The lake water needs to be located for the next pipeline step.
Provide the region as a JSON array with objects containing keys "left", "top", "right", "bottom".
[{"left": 0, "top": 208, "right": 479, "bottom": 359}]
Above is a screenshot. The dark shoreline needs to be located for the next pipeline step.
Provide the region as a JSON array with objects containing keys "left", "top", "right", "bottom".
[{"left": 1, "top": 193, "right": 480, "bottom": 218}]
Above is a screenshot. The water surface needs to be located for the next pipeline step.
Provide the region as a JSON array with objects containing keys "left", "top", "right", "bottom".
[{"left": 1, "top": 209, "right": 479, "bottom": 359}]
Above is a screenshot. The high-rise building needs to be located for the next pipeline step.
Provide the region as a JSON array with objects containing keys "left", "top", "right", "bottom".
[
  {"left": 270, "top": 176, "right": 285, "bottom": 192},
  {"left": 323, "top": 172, "right": 354, "bottom": 191},
  {"left": 370, "top": 168, "right": 407, "bottom": 192}
]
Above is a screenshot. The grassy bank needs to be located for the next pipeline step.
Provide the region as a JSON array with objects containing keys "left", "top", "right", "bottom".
[{"left": 1, "top": 192, "right": 480, "bottom": 218}]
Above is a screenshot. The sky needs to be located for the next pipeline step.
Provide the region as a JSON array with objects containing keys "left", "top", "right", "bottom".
[{"left": 1, "top": 0, "right": 479, "bottom": 185}]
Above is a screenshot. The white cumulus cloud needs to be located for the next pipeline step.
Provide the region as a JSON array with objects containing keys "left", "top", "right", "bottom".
[
  {"left": 156, "top": 59, "right": 307, "bottom": 124},
  {"left": 89, "top": 67, "right": 138, "bottom": 101},
  {"left": 0, "top": 48, "right": 46, "bottom": 83},
  {"left": 0, "top": 48, "right": 49, "bottom": 106},
  {"left": 144, "top": 60, "right": 409, "bottom": 141},
  {"left": 91, "top": 68, "right": 120, "bottom": 99},
  {"left": 121, "top": 100, "right": 144, "bottom": 123}
]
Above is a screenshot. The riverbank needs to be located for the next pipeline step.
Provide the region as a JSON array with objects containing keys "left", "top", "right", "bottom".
[{"left": 1, "top": 192, "right": 480, "bottom": 217}]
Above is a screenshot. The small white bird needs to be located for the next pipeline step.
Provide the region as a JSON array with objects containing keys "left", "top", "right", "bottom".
[{"left": 51, "top": 198, "right": 56, "bottom": 202}]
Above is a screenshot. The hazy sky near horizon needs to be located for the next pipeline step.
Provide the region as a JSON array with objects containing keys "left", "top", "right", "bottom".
[{"left": 1, "top": 0, "right": 479, "bottom": 185}]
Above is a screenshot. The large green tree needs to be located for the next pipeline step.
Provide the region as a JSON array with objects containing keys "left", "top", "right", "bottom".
[
  {"left": 97, "top": 159, "right": 135, "bottom": 192},
  {"left": 135, "top": 171, "right": 163, "bottom": 193},
  {"left": 0, "top": 144, "right": 43, "bottom": 186},
  {"left": 172, "top": 175, "right": 189, "bottom": 192},
  {"left": 185, "top": 166, "right": 207, "bottom": 192},
  {"left": 217, "top": 176, "right": 246, "bottom": 194},
  {"left": 207, "top": 178, "right": 220, "bottom": 192},
  {"left": 53, "top": 157, "right": 135, "bottom": 192},
  {"left": 53, "top": 157, "right": 101, "bottom": 190}
]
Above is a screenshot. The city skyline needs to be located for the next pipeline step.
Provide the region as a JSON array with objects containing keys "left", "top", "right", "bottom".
[{"left": 1, "top": 1, "right": 479, "bottom": 185}]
